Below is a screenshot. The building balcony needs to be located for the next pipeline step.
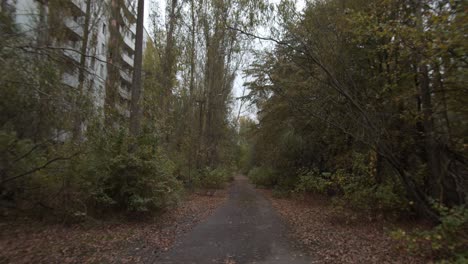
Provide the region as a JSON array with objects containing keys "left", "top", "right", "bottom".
[
  {"left": 62, "top": 71, "right": 79, "bottom": 88},
  {"left": 121, "top": 52, "right": 134, "bottom": 67},
  {"left": 120, "top": 8, "right": 136, "bottom": 27},
  {"left": 120, "top": 69, "right": 132, "bottom": 84},
  {"left": 129, "top": 23, "right": 136, "bottom": 33},
  {"left": 64, "top": 17, "right": 83, "bottom": 38},
  {"left": 115, "top": 103, "right": 130, "bottom": 118},
  {"left": 123, "top": 0, "right": 137, "bottom": 17},
  {"left": 119, "top": 86, "right": 132, "bottom": 100},
  {"left": 68, "top": 0, "right": 86, "bottom": 15},
  {"left": 123, "top": 34, "right": 135, "bottom": 51},
  {"left": 63, "top": 46, "right": 81, "bottom": 64}
]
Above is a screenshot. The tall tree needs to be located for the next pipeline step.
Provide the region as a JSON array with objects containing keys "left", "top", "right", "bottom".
[
  {"left": 72, "top": 0, "right": 92, "bottom": 142},
  {"left": 129, "top": 0, "right": 145, "bottom": 138},
  {"left": 243, "top": 0, "right": 467, "bottom": 222}
]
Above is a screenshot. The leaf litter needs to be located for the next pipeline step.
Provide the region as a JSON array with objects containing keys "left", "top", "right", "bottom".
[
  {"left": 0, "top": 191, "right": 227, "bottom": 264},
  {"left": 259, "top": 190, "right": 428, "bottom": 264}
]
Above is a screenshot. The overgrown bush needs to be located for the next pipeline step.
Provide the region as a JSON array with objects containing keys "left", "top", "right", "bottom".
[
  {"left": 83, "top": 129, "right": 183, "bottom": 214},
  {"left": 332, "top": 154, "right": 408, "bottom": 214},
  {"left": 334, "top": 170, "right": 408, "bottom": 214},
  {"left": 0, "top": 127, "right": 184, "bottom": 219},
  {"left": 0, "top": 130, "right": 81, "bottom": 219},
  {"left": 248, "top": 167, "right": 278, "bottom": 188},
  {"left": 294, "top": 169, "right": 333, "bottom": 194},
  {"left": 97, "top": 151, "right": 181, "bottom": 212},
  {"left": 392, "top": 205, "right": 468, "bottom": 263},
  {"left": 238, "top": 142, "right": 255, "bottom": 174},
  {"left": 289, "top": 154, "right": 408, "bottom": 215},
  {"left": 271, "top": 187, "right": 291, "bottom": 198},
  {"left": 194, "top": 167, "right": 230, "bottom": 189},
  {"left": 0, "top": 131, "right": 49, "bottom": 190}
]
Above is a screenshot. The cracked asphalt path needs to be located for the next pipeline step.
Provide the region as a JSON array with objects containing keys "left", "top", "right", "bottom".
[{"left": 156, "top": 175, "right": 312, "bottom": 264}]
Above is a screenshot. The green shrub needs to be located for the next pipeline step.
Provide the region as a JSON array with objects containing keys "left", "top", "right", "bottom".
[
  {"left": 276, "top": 173, "right": 299, "bottom": 191},
  {"left": 84, "top": 130, "right": 183, "bottom": 213},
  {"left": 292, "top": 163, "right": 408, "bottom": 215},
  {"left": 391, "top": 205, "right": 468, "bottom": 263},
  {"left": 238, "top": 142, "right": 254, "bottom": 174},
  {"left": 331, "top": 154, "right": 408, "bottom": 214},
  {"left": 104, "top": 150, "right": 181, "bottom": 212},
  {"left": 248, "top": 167, "right": 278, "bottom": 187},
  {"left": 338, "top": 172, "right": 408, "bottom": 213},
  {"left": 294, "top": 169, "right": 332, "bottom": 194},
  {"left": 195, "top": 167, "right": 230, "bottom": 189},
  {"left": 0, "top": 130, "right": 48, "bottom": 188},
  {"left": 272, "top": 187, "right": 291, "bottom": 198},
  {"left": 0, "top": 130, "right": 81, "bottom": 219}
]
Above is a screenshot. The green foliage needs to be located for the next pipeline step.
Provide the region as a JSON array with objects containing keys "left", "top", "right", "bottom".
[
  {"left": 338, "top": 177, "right": 408, "bottom": 214},
  {"left": 248, "top": 167, "right": 278, "bottom": 188},
  {"left": 271, "top": 188, "right": 291, "bottom": 199},
  {"left": 245, "top": 0, "right": 467, "bottom": 226},
  {"left": 334, "top": 155, "right": 408, "bottom": 214},
  {"left": 237, "top": 117, "right": 257, "bottom": 174},
  {"left": 102, "top": 151, "right": 180, "bottom": 212},
  {"left": 392, "top": 205, "right": 468, "bottom": 263},
  {"left": 285, "top": 152, "right": 408, "bottom": 215},
  {"left": 0, "top": 130, "right": 47, "bottom": 184},
  {"left": 82, "top": 129, "right": 183, "bottom": 213},
  {"left": 0, "top": 125, "right": 184, "bottom": 218},
  {"left": 238, "top": 142, "right": 254, "bottom": 174},
  {"left": 294, "top": 169, "right": 333, "bottom": 194},
  {"left": 193, "top": 167, "right": 230, "bottom": 189},
  {"left": 0, "top": 135, "right": 87, "bottom": 223},
  {"left": 1, "top": 3, "right": 242, "bottom": 220}
]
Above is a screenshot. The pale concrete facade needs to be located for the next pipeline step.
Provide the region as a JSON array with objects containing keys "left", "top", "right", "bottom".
[{"left": 3, "top": 0, "right": 151, "bottom": 119}]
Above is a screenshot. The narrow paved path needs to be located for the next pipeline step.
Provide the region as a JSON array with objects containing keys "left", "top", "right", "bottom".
[{"left": 157, "top": 175, "right": 312, "bottom": 264}]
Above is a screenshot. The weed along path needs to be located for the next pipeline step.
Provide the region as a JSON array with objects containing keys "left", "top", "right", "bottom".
[{"left": 157, "top": 175, "right": 312, "bottom": 264}]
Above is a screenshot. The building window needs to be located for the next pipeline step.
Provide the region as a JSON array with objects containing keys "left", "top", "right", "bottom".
[
  {"left": 102, "top": 23, "right": 106, "bottom": 35},
  {"left": 101, "top": 43, "right": 105, "bottom": 54},
  {"left": 100, "top": 64, "right": 104, "bottom": 76}
]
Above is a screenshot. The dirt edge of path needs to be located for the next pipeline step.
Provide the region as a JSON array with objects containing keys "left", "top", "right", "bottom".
[
  {"left": 258, "top": 189, "right": 427, "bottom": 264},
  {"left": 0, "top": 190, "right": 228, "bottom": 264}
]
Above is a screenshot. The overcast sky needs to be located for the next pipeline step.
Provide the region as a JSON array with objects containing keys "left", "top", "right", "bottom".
[{"left": 231, "top": 0, "right": 306, "bottom": 119}]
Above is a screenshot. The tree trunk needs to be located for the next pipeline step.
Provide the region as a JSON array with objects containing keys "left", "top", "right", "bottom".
[
  {"left": 414, "top": 1, "right": 442, "bottom": 202},
  {"left": 129, "top": 0, "right": 145, "bottom": 139},
  {"left": 188, "top": 0, "right": 197, "bottom": 181},
  {"left": 162, "top": 0, "right": 178, "bottom": 110},
  {"left": 72, "top": 0, "right": 92, "bottom": 142}
]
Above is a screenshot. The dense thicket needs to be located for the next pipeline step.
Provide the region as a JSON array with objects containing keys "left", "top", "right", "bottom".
[
  {"left": 0, "top": 4, "right": 183, "bottom": 219},
  {"left": 242, "top": 0, "right": 467, "bottom": 260},
  {"left": 1, "top": 0, "right": 466, "bottom": 259},
  {"left": 141, "top": 0, "right": 270, "bottom": 184},
  {"left": 0, "top": 0, "right": 266, "bottom": 220}
]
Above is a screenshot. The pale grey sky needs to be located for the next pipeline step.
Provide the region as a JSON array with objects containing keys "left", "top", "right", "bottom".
[{"left": 232, "top": 0, "right": 306, "bottom": 120}]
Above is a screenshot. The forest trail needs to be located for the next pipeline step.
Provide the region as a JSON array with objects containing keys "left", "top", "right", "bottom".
[{"left": 157, "top": 175, "right": 312, "bottom": 264}]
